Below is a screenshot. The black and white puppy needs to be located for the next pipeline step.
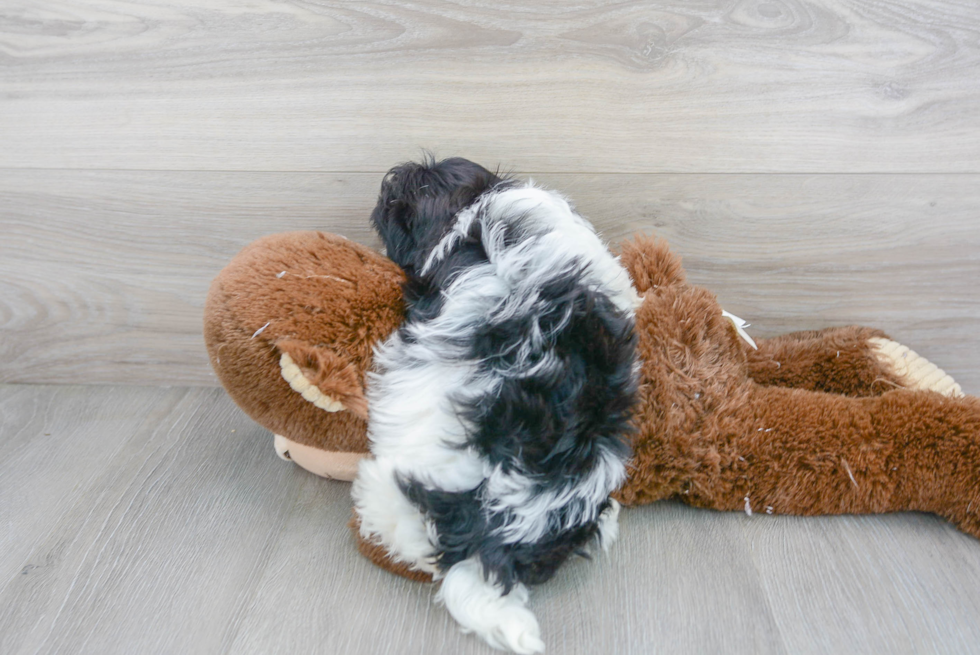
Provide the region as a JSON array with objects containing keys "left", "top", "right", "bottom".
[{"left": 353, "top": 157, "right": 640, "bottom": 654}]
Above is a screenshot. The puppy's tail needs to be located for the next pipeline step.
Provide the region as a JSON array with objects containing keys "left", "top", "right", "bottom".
[{"left": 437, "top": 558, "right": 545, "bottom": 654}]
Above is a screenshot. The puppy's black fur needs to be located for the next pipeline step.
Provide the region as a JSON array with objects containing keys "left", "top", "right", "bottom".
[
  {"left": 371, "top": 156, "right": 507, "bottom": 276},
  {"left": 371, "top": 156, "right": 512, "bottom": 325},
  {"left": 370, "top": 157, "right": 637, "bottom": 594}
]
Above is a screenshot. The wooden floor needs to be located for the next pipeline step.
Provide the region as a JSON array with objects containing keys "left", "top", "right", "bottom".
[
  {"left": 3, "top": 383, "right": 980, "bottom": 655},
  {"left": 2, "top": 1, "right": 980, "bottom": 653}
]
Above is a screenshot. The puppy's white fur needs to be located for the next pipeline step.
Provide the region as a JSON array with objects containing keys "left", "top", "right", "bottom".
[{"left": 438, "top": 558, "right": 545, "bottom": 655}]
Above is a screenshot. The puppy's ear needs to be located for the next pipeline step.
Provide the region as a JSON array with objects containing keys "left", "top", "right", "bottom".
[
  {"left": 371, "top": 166, "right": 420, "bottom": 271},
  {"left": 371, "top": 157, "right": 504, "bottom": 273}
]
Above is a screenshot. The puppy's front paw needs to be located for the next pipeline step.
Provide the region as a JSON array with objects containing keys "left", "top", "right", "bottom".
[{"left": 595, "top": 498, "right": 621, "bottom": 552}]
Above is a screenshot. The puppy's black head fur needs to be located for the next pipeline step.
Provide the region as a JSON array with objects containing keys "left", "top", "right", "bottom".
[{"left": 370, "top": 156, "right": 505, "bottom": 274}]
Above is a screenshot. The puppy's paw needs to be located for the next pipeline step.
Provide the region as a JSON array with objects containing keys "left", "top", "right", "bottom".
[
  {"left": 439, "top": 559, "right": 545, "bottom": 654},
  {"left": 352, "top": 458, "right": 440, "bottom": 575},
  {"left": 489, "top": 604, "right": 545, "bottom": 655},
  {"left": 595, "top": 498, "right": 621, "bottom": 552}
]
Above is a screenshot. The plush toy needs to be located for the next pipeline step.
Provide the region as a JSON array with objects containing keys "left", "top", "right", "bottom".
[
  {"left": 204, "top": 231, "right": 403, "bottom": 480},
  {"left": 205, "top": 229, "right": 977, "bottom": 588}
]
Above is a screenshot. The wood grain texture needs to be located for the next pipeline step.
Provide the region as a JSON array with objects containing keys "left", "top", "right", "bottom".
[
  {"left": 0, "top": 169, "right": 379, "bottom": 386},
  {"left": 0, "top": 385, "right": 305, "bottom": 655},
  {"left": 0, "top": 385, "right": 174, "bottom": 586},
  {"left": 3, "top": 383, "right": 980, "bottom": 654},
  {"left": 2, "top": 0, "right": 979, "bottom": 172},
  {"left": 1, "top": 170, "right": 977, "bottom": 391}
]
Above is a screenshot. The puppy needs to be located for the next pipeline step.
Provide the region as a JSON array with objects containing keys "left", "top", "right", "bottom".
[{"left": 352, "top": 157, "right": 639, "bottom": 653}]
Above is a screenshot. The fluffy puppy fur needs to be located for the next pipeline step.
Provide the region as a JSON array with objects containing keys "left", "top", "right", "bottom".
[{"left": 352, "top": 157, "right": 640, "bottom": 653}]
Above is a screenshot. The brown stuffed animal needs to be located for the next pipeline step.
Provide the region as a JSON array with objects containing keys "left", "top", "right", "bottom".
[
  {"left": 204, "top": 230, "right": 975, "bottom": 583},
  {"left": 204, "top": 231, "right": 404, "bottom": 480}
]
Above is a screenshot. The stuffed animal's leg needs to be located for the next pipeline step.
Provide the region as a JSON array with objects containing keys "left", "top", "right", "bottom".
[
  {"left": 351, "top": 457, "right": 440, "bottom": 576},
  {"left": 348, "top": 509, "right": 435, "bottom": 583},
  {"left": 747, "top": 326, "right": 962, "bottom": 398},
  {"left": 684, "top": 384, "right": 980, "bottom": 539}
]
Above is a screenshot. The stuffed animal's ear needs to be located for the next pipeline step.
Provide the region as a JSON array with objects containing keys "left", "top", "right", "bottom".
[
  {"left": 619, "top": 233, "right": 687, "bottom": 292},
  {"left": 276, "top": 339, "right": 369, "bottom": 420}
]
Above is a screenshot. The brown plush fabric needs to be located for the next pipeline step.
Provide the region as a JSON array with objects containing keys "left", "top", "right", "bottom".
[
  {"left": 349, "top": 510, "right": 434, "bottom": 583},
  {"left": 204, "top": 232, "right": 404, "bottom": 453},
  {"left": 615, "top": 235, "right": 980, "bottom": 542},
  {"left": 204, "top": 230, "right": 980, "bottom": 582},
  {"left": 747, "top": 326, "right": 894, "bottom": 396}
]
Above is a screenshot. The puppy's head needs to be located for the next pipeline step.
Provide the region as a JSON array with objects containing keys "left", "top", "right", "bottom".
[{"left": 370, "top": 157, "right": 504, "bottom": 273}]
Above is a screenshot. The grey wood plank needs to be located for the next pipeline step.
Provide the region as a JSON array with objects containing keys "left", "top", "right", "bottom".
[
  {"left": 0, "top": 385, "right": 304, "bottom": 655},
  {"left": 739, "top": 513, "right": 980, "bottom": 654},
  {"left": 0, "top": 385, "right": 175, "bottom": 585},
  {"left": 1, "top": 170, "right": 977, "bottom": 391},
  {"left": 4, "top": 384, "right": 980, "bottom": 654},
  {"left": 226, "top": 472, "right": 490, "bottom": 655},
  {"left": 227, "top": 490, "right": 786, "bottom": 655},
  {"left": 546, "top": 172, "right": 980, "bottom": 396},
  {"left": 534, "top": 502, "right": 787, "bottom": 655},
  {"left": 1, "top": 1, "right": 979, "bottom": 173}
]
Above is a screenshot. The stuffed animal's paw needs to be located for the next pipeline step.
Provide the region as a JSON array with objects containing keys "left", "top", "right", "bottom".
[{"left": 869, "top": 337, "right": 963, "bottom": 397}]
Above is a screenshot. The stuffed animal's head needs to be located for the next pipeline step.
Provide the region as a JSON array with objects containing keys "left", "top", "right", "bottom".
[
  {"left": 204, "top": 231, "right": 406, "bottom": 479},
  {"left": 370, "top": 156, "right": 506, "bottom": 274}
]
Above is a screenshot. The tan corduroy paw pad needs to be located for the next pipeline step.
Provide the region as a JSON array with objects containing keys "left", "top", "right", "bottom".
[{"left": 869, "top": 337, "right": 963, "bottom": 398}]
